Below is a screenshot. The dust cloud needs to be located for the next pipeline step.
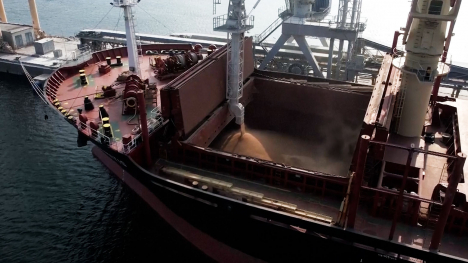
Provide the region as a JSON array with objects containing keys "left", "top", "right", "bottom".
[{"left": 210, "top": 88, "right": 369, "bottom": 177}]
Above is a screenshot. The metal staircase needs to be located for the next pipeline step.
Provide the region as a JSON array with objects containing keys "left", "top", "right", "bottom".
[
  {"left": 213, "top": 0, "right": 221, "bottom": 15},
  {"left": 256, "top": 17, "right": 287, "bottom": 45},
  {"left": 255, "top": 3, "right": 293, "bottom": 61},
  {"left": 392, "top": 74, "right": 409, "bottom": 133}
]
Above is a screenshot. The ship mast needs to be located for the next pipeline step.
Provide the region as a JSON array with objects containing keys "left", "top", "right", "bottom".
[
  {"left": 213, "top": 0, "right": 254, "bottom": 126},
  {"left": 111, "top": 0, "right": 140, "bottom": 76},
  {"left": 393, "top": 0, "right": 461, "bottom": 137}
]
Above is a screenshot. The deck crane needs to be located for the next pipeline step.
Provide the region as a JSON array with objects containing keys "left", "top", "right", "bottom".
[
  {"left": 111, "top": 0, "right": 141, "bottom": 77},
  {"left": 213, "top": 0, "right": 254, "bottom": 127}
]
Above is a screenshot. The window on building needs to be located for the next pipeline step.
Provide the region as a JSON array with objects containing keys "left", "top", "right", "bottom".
[
  {"left": 25, "top": 32, "right": 34, "bottom": 45},
  {"left": 15, "top": 35, "right": 24, "bottom": 48},
  {"left": 428, "top": 0, "right": 444, "bottom": 15}
]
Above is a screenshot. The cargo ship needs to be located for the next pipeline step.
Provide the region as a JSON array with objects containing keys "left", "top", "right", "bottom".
[{"left": 34, "top": 0, "right": 468, "bottom": 262}]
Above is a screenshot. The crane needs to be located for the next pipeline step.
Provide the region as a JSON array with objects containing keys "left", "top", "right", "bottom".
[{"left": 213, "top": 0, "right": 254, "bottom": 127}]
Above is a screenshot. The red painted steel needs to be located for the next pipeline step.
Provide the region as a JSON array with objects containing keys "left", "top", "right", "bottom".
[
  {"left": 391, "top": 31, "right": 402, "bottom": 53},
  {"left": 169, "top": 143, "right": 349, "bottom": 197},
  {"left": 137, "top": 90, "right": 152, "bottom": 168},
  {"left": 346, "top": 135, "right": 370, "bottom": 229},
  {"left": 161, "top": 37, "right": 255, "bottom": 137},
  {"left": 92, "top": 146, "right": 263, "bottom": 263},
  {"left": 430, "top": 153, "right": 467, "bottom": 250},
  {"left": 185, "top": 103, "right": 233, "bottom": 147},
  {"left": 364, "top": 55, "right": 393, "bottom": 125},
  {"left": 388, "top": 148, "right": 414, "bottom": 240}
]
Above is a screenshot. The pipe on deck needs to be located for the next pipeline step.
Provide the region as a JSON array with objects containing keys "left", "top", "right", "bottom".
[
  {"left": 346, "top": 135, "right": 370, "bottom": 229},
  {"left": 28, "top": 0, "right": 41, "bottom": 33},
  {"left": 0, "top": 0, "right": 7, "bottom": 23},
  {"left": 429, "top": 153, "right": 467, "bottom": 251},
  {"left": 136, "top": 90, "right": 152, "bottom": 168}
]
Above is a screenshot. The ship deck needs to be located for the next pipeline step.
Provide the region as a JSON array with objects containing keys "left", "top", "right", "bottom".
[
  {"left": 54, "top": 56, "right": 170, "bottom": 149},
  {"left": 154, "top": 151, "right": 468, "bottom": 259},
  {"left": 154, "top": 160, "right": 342, "bottom": 221},
  {"left": 47, "top": 41, "right": 468, "bottom": 260}
]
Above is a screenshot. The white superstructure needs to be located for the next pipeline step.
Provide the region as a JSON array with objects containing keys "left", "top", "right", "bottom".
[{"left": 393, "top": 0, "right": 461, "bottom": 137}]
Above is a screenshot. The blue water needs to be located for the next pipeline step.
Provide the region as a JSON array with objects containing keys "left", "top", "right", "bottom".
[{"left": 0, "top": 76, "right": 212, "bottom": 262}]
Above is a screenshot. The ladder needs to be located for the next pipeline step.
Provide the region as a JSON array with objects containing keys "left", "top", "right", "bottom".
[
  {"left": 213, "top": 0, "right": 221, "bottom": 15},
  {"left": 256, "top": 16, "right": 287, "bottom": 45},
  {"left": 226, "top": 32, "right": 245, "bottom": 100},
  {"left": 392, "top": 74, "right": 409, "bottom": 133}
]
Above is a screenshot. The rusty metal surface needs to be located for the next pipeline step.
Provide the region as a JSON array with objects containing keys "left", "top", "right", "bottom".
[
  {"left": 162, "top": 37, "right": 255, "bottom": 137},
  {"left": 377, "top": 69, "right": 400, "bottom": 129},
  {"left": 363, "top": 55, "right": 394, "bottom": 125},
  {"left": 253, "top": 69, "right": 372, "bottom": 90},
  {"left": 347, "top": 135, "right": 370, "bottom": 229},
  {"left": 185, "top": 103, "right": 233, "bottom": 147},
  {"left": 186, "top": 78, "right": 255, "bottom": 147},
  {"left": 210, "top": 77, "right": 370, "bottom": 176},
  {"left": 179, "top": 143, "right": 349, "bottom": 182}
]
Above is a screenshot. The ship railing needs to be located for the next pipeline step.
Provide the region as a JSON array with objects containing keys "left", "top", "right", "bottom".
[
  {"left": 285, "top": 15, "right": 336, "bottom": 27},
  {"left": 121, "top": 133, "right": 141, "bottom": 154},
  {"left": 284, "top": 15, "right": 367, "bottom": 32},
  {"left": 392, "top": 56, "right": 448, "bottom": 83},
  {"left": 334, "top": 18, "right": 368, "bottom": 32},
  {"left": 119, "top": 108, "right": 164, "bottom": 154},
  {"left": 149, "top": 107, "right": 164, "bottom": 132},
  {"left": 77, "top": 107, "right": 164, "bottom": 154},
  {"left": 278, "top": 1, "right": 293, "bottom": 18},
  {"left": 255, "top": 17, "right": 285, "bottom": 44},
  {"left": 78, "top": 121, "right": 121, "bottom": 151},
  {"left": 213, "top": 14, "right": 254, "bottom": 31},
  {"left": 62, "top": 44, "right": 105, "bottom": 66}
]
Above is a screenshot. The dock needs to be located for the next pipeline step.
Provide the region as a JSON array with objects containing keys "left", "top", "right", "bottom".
[{"left": 1, "top": 24, "right": 467, "bottom": 90}]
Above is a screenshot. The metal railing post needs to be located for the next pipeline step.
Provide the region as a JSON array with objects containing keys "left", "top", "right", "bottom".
[
  {"left": 430, "top": 153, "right": 467, "bottom": 250},
  {"left": 137, "top": 90, "right": 152, "bottom": 168},
  {"left": 388, "top": 147, "right": 414, "bottom": 240},
  {"left": 346, "top": 135, "right": 370, "bottom": 229}
]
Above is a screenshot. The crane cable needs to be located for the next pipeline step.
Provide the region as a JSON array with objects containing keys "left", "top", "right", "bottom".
[
  {"left": 93, "top": 5, "right": 114, "bottom": 29},
  {"left": 136, "top": 5, "right": 171, "bottom": 32},
  {"left": 247, "top": 0, "right": 262, "bottom": 17},
  {"left": 114, "top": 8, "right": 123, "bottom": 31}
]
